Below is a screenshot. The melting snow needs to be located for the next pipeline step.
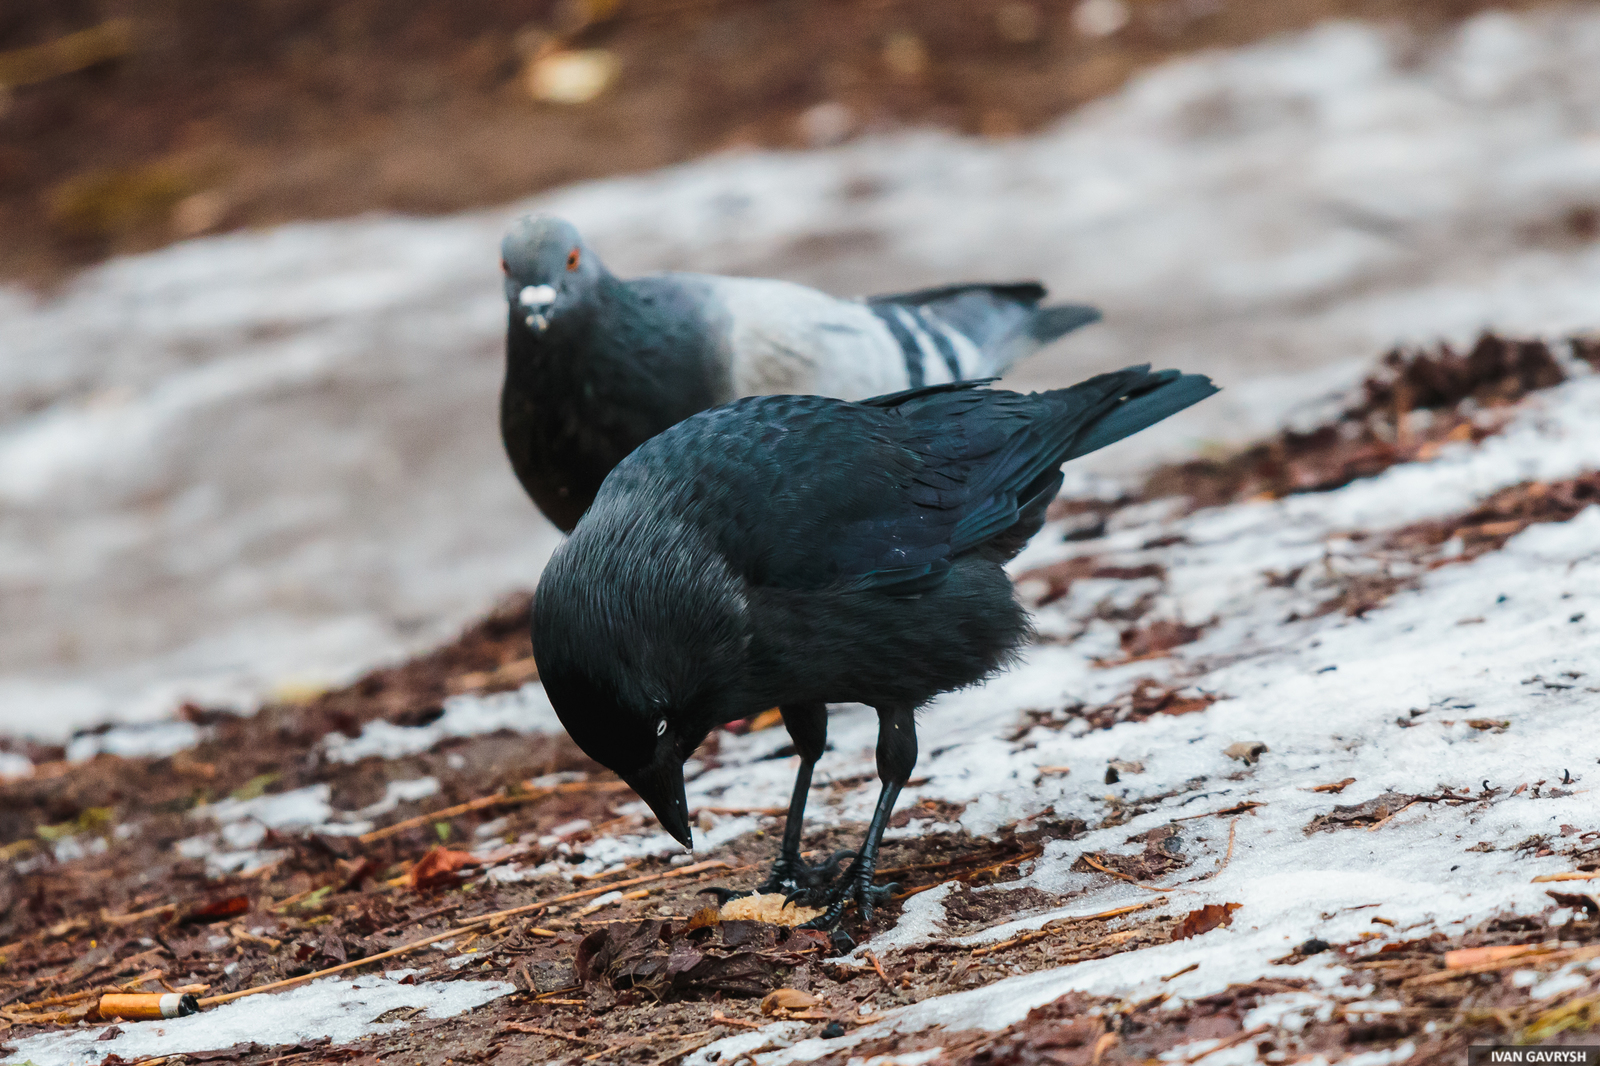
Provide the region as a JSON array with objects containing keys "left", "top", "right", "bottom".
[
  {"left": 5, "top": 973, "right": 513, "bottom": 1066},
  {"left": 323, "top": 683, "right": 562, "bottom": 763}
]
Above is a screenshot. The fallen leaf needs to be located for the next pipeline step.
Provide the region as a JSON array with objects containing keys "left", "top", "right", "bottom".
[
  {"left": 185, "top": 895, "right": 250, "bottom": 923},
  {"left": 1173, "top": 903, "right": 1241, "bottom": 940},
  {"left": 1305, "top": 792, "right": 1420, "bottom": 833},
  {"left": 760, "top": 988, "right": 821, "bottom": 1014},
  {"left": 686, "top": 906, "right": 722, "bottom": 931},
  {"left": 1546, "top": 890, "right": 1600, "bottom": 918},
  {"left": 408, "top": 846, "right": 478, "bottom": 890}
]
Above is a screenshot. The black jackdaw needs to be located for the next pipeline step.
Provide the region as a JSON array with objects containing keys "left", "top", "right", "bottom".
[{"left": 532, "top": 366, "right": 1217, "bottom": 928}]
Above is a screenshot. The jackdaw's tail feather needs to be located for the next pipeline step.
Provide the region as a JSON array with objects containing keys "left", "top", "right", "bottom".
[{"left": 1064, "top": 369, "right": 1218, "bottom": 462}]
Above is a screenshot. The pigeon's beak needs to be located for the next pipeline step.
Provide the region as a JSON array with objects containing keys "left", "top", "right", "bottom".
[
  {"left": 516, "top": 284, "right": 557, "bottom": 333},
  {"left": 627, "top": 739, "right": 692, "bottom": 849}
]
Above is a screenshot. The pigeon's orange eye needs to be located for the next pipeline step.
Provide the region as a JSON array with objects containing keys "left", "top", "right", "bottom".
[
  {"left": 566, "top": 248, "right": 581, "bottom": 271},
  {"left": 500, "top": 258, "right": 508, "bottom": 273}
]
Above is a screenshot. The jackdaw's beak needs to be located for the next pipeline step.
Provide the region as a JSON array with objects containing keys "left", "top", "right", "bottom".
[
  {"left": 517, "top": 284, "right": 556, "bottom": 333},
  {"left": 628, "top": 739, "right": 692, "bottom": 849}
]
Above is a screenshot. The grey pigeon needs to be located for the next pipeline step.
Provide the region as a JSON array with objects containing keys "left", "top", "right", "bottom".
[
  {"left": 532, "top": 366, "right": 1217, "bottom": 930},
  {"left": 500, "top": 214, "right": 1102, "bottom": 532}
]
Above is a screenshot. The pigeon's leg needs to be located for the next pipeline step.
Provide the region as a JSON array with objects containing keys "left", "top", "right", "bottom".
[
  {"left": 758, "top": 703, "right": 850, "bottom": 895},
  {"left": 803, "top": 702, "right": 916, "bottom": 929}
]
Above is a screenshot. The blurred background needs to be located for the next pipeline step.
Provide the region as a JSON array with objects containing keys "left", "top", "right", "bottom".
[{"left": 3, "top": 0, "right": 1600, "bottom": 742}]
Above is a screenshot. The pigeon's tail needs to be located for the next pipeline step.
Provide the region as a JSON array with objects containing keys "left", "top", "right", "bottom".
[
  {"left": 867, "top": 283, "right": 1100, "bottom": 386},
  {"left": 1061, "top": 368, "right": 1219, "bottom": 463}
]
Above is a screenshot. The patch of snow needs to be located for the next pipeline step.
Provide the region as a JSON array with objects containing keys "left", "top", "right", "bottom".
[
  {"left": 6, "top": 973, "right": 513, "bottom": 1066},
  {"left": 355, "top": 776, "right": 442, "bottom": 818},
  {"left": 0, "top": 750, "right": 31, "bottom": 778},
  {"left": 66, "top": 720, "right": 201, "bottom": 762},
  {"left": 196, "top": 784, "right": 339, "bottom": 830},
  {"left": 9, "top": 8, "right": 1600, "bottom": 736},
  {"left": 323, "top": 684, "right": 562, "bottom": 763}
]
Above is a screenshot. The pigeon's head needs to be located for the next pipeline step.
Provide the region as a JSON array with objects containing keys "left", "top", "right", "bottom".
[
  {"left": 531, "top": 509, "right": 753, "bottom": 850},
  {"left": 500, "top": 215, "right": 603, "bottom": 334}
]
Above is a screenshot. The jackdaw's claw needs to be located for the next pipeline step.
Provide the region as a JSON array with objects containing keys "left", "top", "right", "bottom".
[
  {"left": 760, "top": 848, "right": 855, "bottom": 900},
  {"left": 697, "top": 886, "right": 750, "bottom": 905},
  {"left": 799, "top": 868, "right": 897, "bottom": 930}
]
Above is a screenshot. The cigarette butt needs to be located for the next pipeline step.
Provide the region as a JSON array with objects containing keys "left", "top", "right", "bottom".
[{"left": 97, "top": 992, "right": 200, "bottom": 1020}]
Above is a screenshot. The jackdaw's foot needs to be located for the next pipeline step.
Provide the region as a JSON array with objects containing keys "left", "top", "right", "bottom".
[
  {"left": 761, "top": 848, "right": 855, "bottom": 899},
  {"left": 799, "top": 859, "right": 897, "bottom": 929},
  {"left": 696, "top": 886, "right": 749, "bottom": 906}
]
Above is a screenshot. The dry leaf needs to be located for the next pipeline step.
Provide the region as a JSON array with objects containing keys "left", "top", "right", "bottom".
[
  {"left": 686, "top": 905, "right": 722, "bottom": 930},
  {"left": 760, "top": 987, "right": 821, "bottom": 1014},
  {"left": 408, "top": 846, "right": 478, "bottom": 890},
  {"left": 1173, "top": 903, "right": 1241, "bottom": 940}
]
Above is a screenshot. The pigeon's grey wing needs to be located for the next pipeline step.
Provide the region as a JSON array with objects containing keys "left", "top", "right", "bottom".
[
  {"left": 668, "top": 274, "right": 926, "bottom": 400},
  {"left": 868, "top": 283, "right": 1101, "bottom": 380}
]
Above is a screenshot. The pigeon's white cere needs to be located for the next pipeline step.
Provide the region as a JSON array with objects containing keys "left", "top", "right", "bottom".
[{"left": 518, "top": 285, "right": 556, "bottom": 308}]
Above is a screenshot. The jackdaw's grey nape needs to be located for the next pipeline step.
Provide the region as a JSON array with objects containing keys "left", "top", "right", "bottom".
[
  {"left": 531, "top": 367, "right": 1217, "bottom": 932},
  {"left": 499, "top": 214, "right": 1102, "bottom": 533}
]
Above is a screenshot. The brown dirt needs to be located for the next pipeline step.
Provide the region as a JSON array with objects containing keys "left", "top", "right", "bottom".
[
  {"left": 1049, "top": 334, "right": 1572, "bottom": 525},
  {"left": 805, "top": 904, "right": 1600, "bottom": 1065},
  {"left": 0, "top": 0, "right": 1573, "bottom": 286}
]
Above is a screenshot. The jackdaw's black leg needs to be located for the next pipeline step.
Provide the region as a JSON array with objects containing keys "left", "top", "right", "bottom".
[
  {"left": 803, "top": 702, "right": 916, "bottom": 929},
  {"left": 758, "top": 703, "right": 852, "bottom": 895}
]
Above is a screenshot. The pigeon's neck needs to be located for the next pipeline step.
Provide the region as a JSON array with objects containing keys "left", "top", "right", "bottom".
[{"left": 498, "top": 274, "right": 715, "bottom": 533}]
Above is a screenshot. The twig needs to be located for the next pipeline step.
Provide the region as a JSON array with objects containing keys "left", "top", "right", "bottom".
[
  {"left": 1406, "top": 944, "right": 1600, "bottom": 986},
  {"left": 1162, "top": 962, "right": 1199, "bottom": 981},
  {"left": 197, "top": 927, "right": 463, "bottom": 1006},
  {"left": 863, "top": 951, "right": 892, "bottom": 988},
  {"left": 359, "top": 779, "right": 631, "bottom": 843},
  {"left": 1078, "top": 854, "right": 1185, "bottom": 893},
  {"left": 1186, "top": 817, "right": 1240, "bottom": 883},
  {"left": 100, "top": 904, "right": 177, "bottom": 926},
  {"left": 971, "top": 900, "right": 1163, "bottom": 956},
  {"left": 500, "top": 1022, "right": 603, "bottom": 1045},
  {"left": 711, "top": 1009, "right": 766, "bottom": 1030},
  {"left": 1183, "top": 1025, "right": 1268, "bottom": 1062},
  {"left": 1172, "top": 801, "right": 1264, "bottom": 821},
  {"left": 1365, "top": 799, "right": 1418, "bottom": 832},
  {"left": 1533, "top": 871, "right": 1600, "bottom": 883},
  {"left": 892, "top": 846, "right": 1045, "bottom": 900}
]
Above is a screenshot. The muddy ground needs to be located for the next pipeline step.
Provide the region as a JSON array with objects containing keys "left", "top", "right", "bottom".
[{"left": 0, "top": 0, "right": 1574, "bottom": 286}]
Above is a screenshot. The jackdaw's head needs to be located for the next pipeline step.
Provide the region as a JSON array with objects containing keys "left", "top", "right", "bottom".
[
  {"left": 531, "top": 510, "right": 752, "bottom": 850},
  {"left": 500, "top": 215, "right": 603, "bottom": 335}
]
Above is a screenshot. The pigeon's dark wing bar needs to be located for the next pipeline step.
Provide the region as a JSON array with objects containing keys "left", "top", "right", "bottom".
[{"left": 867, "top": 283, "right": 1102, "bottom": 382}]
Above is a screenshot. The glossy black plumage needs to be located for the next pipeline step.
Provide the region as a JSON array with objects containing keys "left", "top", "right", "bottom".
[{"left": 532, "top": 366, "right": 1217, "bottom": 929}]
